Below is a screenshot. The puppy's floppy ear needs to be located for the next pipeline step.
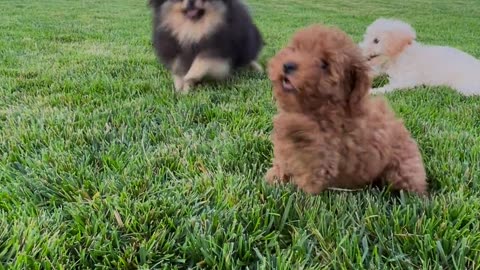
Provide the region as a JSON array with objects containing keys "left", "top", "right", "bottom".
[
  {"left": 386, "top": 26, "right": 416, "bottom": 57},
  {"left": 347, "top": 60, "right": 370, "bottom": 115}
]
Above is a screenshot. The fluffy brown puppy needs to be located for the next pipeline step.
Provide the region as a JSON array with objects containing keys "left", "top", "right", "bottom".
[{"left": 266, "top": 25, "right": 427, "bottom": 195}]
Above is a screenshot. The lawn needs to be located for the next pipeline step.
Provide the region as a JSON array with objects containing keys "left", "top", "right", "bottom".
[{"left": 1, "top": 0, "right": 480, "bottom": 268}]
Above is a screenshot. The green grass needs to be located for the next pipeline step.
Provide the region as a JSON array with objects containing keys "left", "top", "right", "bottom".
[{"left": 1, "top": 0, "right": 480, "bottom": 268}]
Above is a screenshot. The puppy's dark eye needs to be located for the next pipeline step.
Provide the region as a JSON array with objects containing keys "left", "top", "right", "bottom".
[
  {"left": 283, "top": 62, "right": 297, "bottom": 74},
  {"left": 373, "top": 38, "right": 379, "bottom": 44},
  {"left": 320, "top": 60, "right": 329, "bottom": 70}
]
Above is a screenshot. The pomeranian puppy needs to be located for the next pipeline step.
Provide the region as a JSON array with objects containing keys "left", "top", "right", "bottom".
[
  {"left": 149, "top": 0, "right": 263, "bottom": 93},
  {"left": 266, "top": 24, "right": 427, "bottom": 195},
  {"left": 360, "top": 18, "right": 480, "bottom": 96}
]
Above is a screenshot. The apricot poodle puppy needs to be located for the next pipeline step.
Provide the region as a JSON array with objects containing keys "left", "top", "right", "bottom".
[{"left": 266, "top": 25, "right": 427, "bottom": 195}]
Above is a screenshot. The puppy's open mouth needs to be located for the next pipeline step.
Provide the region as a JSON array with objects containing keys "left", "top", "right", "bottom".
[
  {"left": 282, "top": 77, "right": 296, "bottom": 92},
  {"left": 184, "top": 8, "right": 205, "bottom": 20},
  {"left": 367, "top": 54, "right": 380, "bottom": 61}
]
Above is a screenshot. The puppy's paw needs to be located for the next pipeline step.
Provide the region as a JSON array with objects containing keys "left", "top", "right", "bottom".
[
  {"left": 250, "top": 61, "right": 264, "bottom": 73},
  {"left": 173, "top": 75, "right": 185, "bottom": 92},
  {"left": 370, "top": 87, "right": 384, "bottom": 95},
  {"left": 173, "top": 77, "right": 195, "bottom": 94},
  {"left": 371, "top": 85, "right": 395, "bottom": 95},
  {"left": 265, "top": 165, "right": 288, "bottom": 184},
  {"left": 265, "top": 167, "right": 280, "bottom": 184},
  {"left": 296, "top": 175, "right": 326, "bottom": 195},
  {"left": 315, "top": 163, "right": 338, "bottom": 182},
  {"left": 181, "top": 80, "right": 195, "bottom": 93}
]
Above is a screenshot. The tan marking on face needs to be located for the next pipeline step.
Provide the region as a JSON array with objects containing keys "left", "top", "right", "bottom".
[
  {"left": 384, "top": 32, "right": 414, "bottom": 58},
  {"left": 160, "top": 0, "right": 226, "bottom": 46}
]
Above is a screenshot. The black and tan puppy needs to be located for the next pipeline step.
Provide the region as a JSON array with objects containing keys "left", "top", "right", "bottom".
[{"left": 150, "top": 0, "right": 263, "bottom": 93}]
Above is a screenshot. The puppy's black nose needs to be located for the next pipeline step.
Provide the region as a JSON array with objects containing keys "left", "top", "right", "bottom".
[
  {"left": 186, "top": 0, "right": 195, "bottom": 10},
  {"left": 283, "top": 62, "right": 297, "bottom": 74}
]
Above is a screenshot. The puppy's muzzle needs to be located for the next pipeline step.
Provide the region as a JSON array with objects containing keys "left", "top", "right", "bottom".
[
  {"left": 183, "top": 0, "right": 204, "bottom": 20},
  {"left": 367, "top": 54, "right": 380, "bottom": 61},
  {"left": 281, "top": 62, "right": 297, "bottom": 92}
]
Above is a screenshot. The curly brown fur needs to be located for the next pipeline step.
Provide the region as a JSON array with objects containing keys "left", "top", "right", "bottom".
[
  {"left": 150, "top": 0, "right": 263, "bottom": 93},
  {"left": 266, "top": 24, "right": 427, "bottom": 195}
]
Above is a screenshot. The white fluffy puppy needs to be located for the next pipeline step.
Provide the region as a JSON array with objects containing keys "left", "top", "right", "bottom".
[{"left": 359, "top": 18, "right": 480, "bottom": 96}]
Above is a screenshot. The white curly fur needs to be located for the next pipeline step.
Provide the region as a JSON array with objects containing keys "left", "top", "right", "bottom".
[{"left": 359, "top": 18, "right": 480, "bottom": 96}]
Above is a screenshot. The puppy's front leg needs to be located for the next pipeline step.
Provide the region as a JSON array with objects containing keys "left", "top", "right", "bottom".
[
  {"left": 173, "top": 74, "right": 184, "bottom": 91},
  {"left": 294, "top": 145, "right": 339, "bottom": 195},
  {"left": 183, "top": 57, "right": 231, "bottom": 92},
  {"left": 171, "top": 58, "right": 186, "bottom": 92},
  {"left": 271, "top": 113, "right": 339, "bottom": 194},
  {"left": 249, "top": 61, "right": 264, "bottom": 73},
  {"left": 371, "top": 81, "right": 419, "bottom": 94},
  {"left": 371, "top": 84, "right": 396, "bottom": 94}
]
